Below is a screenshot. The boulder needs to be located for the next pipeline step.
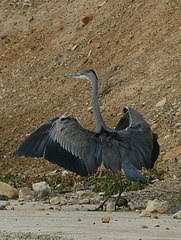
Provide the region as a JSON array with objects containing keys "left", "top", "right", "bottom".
[
  {"left": 19, "top": 187, "right": 34, "bottom": 200},
  {"left": 0, "top": 182, "right": 18, "bottom": 199},
  {"left": 32, "top": 181, "right": 50, "bottom": 191},
  {"left": 146, "top": 199, "right": 169, "bottom": 213},
  {"left": 32, "top": 181, "right": 51, "bottom": 200}
]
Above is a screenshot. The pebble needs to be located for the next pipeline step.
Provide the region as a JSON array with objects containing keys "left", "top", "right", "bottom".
[
  {"left": 0, "top": 204, "right": 6, "bottom": 210},
  {"left": 0, "top": 194, "right": 9, "bottom": 201},
  {"left": 155, "top": 98, "right": 167, "bottom": 107},
  {"left": 76, "top": 190, "right": 87, "bottom": 198},
  {"left": 141, "top": 225, "right": 149, "bottom": 228},
  {"left": 49, "top": 196, "right": 61, "bottom": 205},
  {"left": 154, "top": 225, "right": 160, "bottom": 227},
  {"left": 173, "top": 210, "right": 181, "bottom": 219},
  {"left": 101, "top": 216, "right": 111, "bottom": 223},
  {"left": 78, "top": 198, "right": 90, "bottom": 205},
  {"left": 152, "top": 213, "right": 159, "bottom": 219},
  {"left": 87, "top": 106, "right": 93, "bottom": 112},
  {"left": 98, "top": 192, "right": 105, "bottom": 196}
]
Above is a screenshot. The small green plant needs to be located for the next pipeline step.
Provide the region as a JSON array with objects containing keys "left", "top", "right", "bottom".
[
  {"left": 146, "top": 169, "right": 165, "bottom": 182},
  {"left": 170, "top": 194, "right": 181, "bottom": 209},
  {"left": 0, "top": 174, "right": 17, "bottom": 187}
]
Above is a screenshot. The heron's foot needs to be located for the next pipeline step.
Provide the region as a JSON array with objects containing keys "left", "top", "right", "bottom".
[{"left": 87, "top": 206, "right": 103, "bottom": 211}]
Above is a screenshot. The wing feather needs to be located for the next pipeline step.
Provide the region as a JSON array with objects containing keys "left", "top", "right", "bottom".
[
  {"left": 102, "top": 107, "right": 160, "bottom": 182},
  {"left": 15, "top": 116, "right": 102, "bottom": 176}
]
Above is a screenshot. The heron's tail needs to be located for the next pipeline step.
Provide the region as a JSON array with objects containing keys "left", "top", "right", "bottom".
[{"left": 122, "top": 163, "right": 147, "bottom": 183}]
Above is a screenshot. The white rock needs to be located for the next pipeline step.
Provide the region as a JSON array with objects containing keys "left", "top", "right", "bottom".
[
  {"left": 173, "top": 210, "right": 181, "bottom": 219},
  {"left": 32, "top": 181, "right": 50, "bottom": 192},
  {"left": 106, "top": 202, "right": 115, "bottom": 212},
  {"left": 90, "top": 196, "right": 103, "bottom": 204},
  {"left": 155, "top": 98, "right": 166, "bottom": 107},
  {"left": 98, "top": 192, "right": 105, "bottom": 196},
  {"left": 0, "top": 182, "right": 18, "bottom": 199},
  {"left": 76, "top": 190, "right": 87, "bottom": 198},
  {"left": 50, "top": 196, "right": 61, "bottom": 205},
  {"left": 79, "top": 198, "right": 90, "bottom": 205},
  {"left": 32, "top": 182, "right": 51, "bottom": 200},
  {"left": 19, "top": 187, "right": 33, "bottom": 200},
  {"left": 146, "top": 199, "right": 169, "bottom": 213}
]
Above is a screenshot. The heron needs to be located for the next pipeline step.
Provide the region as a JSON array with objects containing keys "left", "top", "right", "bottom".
[{"left": 15, "top": 68, "right": 159, "bottom": 210}]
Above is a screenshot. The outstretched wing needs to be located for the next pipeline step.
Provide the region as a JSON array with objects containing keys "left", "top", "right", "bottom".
[
  {"left": 115, "top": 107, "right": 149, "bottom": 130},
  {"left": 112, "top": 107, "right": 159, "bottom": 182},
  {"left": 15, "top": 116, "right": 102, "bottom": 176}
]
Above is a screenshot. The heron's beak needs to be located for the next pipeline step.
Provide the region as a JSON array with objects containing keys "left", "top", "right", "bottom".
[{"left": 64, "top": 72, "right": 83, "bottom": 79}]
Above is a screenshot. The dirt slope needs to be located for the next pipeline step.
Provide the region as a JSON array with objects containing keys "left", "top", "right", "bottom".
[{"left": 0, "top": 0, "right": 180, "bottom": 182}]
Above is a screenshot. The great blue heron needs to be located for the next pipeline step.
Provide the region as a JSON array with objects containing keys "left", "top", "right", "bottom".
[{"left": 16, "top": 68, "right": 159, "bottom": 210}]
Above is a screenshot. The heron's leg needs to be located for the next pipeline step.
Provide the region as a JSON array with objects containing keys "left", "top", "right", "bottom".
[
  {"left": 94, "top": 184, "right": 117, "bottom": 211},
  {"left": 88, "top": 172, "right": 118, "bottom": 211},
  {"left": 114, "top": 174, "right": 128, "bottom": 210}
]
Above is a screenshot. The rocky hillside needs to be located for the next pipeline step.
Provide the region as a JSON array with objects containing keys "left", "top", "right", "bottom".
[{"left": 0, "top": 0, "right": 180, "bottom": 186}]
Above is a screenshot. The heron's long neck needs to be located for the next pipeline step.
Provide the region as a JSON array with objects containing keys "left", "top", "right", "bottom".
[{"left": 91, "top": 79, "right": 107, "bottom": 132}]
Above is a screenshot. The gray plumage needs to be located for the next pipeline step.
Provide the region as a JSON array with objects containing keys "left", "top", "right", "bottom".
[{"left": 15, "top": 68, "right": 159, "bottom": 183}]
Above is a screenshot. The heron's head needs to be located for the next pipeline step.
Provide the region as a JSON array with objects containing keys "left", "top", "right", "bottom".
[{"left": 64, "top": 68, "right": 98, "bottom": 82}]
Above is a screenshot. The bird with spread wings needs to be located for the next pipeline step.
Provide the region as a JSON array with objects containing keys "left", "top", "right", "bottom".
[{"left": 16, "top": 68, "right": 159, "bottom": 210}]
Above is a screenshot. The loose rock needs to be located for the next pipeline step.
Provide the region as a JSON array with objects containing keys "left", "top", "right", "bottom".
[
  {"left": 0, "top": 194, "right": 9, "bottom": 201},
  {"left": 140, "top": 209, "right": 152, "bottom": 217},
  {"left": 32, "top": 181, "right": 50, "bottom": 192},
  {"left": 32, "top": 181, "right": 51, "bottom": 200},
  {"left": 162, "top": 145, "right": 181, "bottom": 162},
  {"left": 0, "top": 204, "right": 6, "bottom": 210},
  {"left": 129, "top": 201, "right": 145, "bottom": 210},
  {"left": 155, "top": 98, "right": 167, "bottom": 107},
  {"left": 50, "top": 196, "right": 61, "bottom": 205},
  {"left": 60, "top": 197, "right": 67, "bottom": 206},
  {"left": 101, "top": 216, "right": 111, "bottom": 223},
  {"left": 76, "top": 190, "right": 87, "bottom": 198},
  {"left": 106, "top": 202, "right": 115, "bottom": 212},
  {"left": 141, "top": 225, "right": 149, "bottom": 228},
  {"left": 0, "top": 182, "right": 18, "bottom": 199},
  {"left": 19, "top": 187, "right": 33, "bottom": 200},
  {"left": 146, "top": 199, "right": 169, "bottom": 213},
  {"left": 79, "top": 198, "right": 90, "bottom": 205},
  {"left": 173, "top": 210, "right": 181, "bottom": 219}
]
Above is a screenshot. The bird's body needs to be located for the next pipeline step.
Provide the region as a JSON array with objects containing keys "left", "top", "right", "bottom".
[{"left": 16, "top": 68, "right": 159, "bottom": 207}]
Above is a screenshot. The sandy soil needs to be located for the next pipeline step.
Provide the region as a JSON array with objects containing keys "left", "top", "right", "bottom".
[{"left": 0, "top": 201, "right": 181, "bottom": 240}]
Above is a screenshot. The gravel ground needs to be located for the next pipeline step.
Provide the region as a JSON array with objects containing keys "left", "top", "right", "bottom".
[{"left": 0, "top": 201, "right": 181, "bottom": 240}]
